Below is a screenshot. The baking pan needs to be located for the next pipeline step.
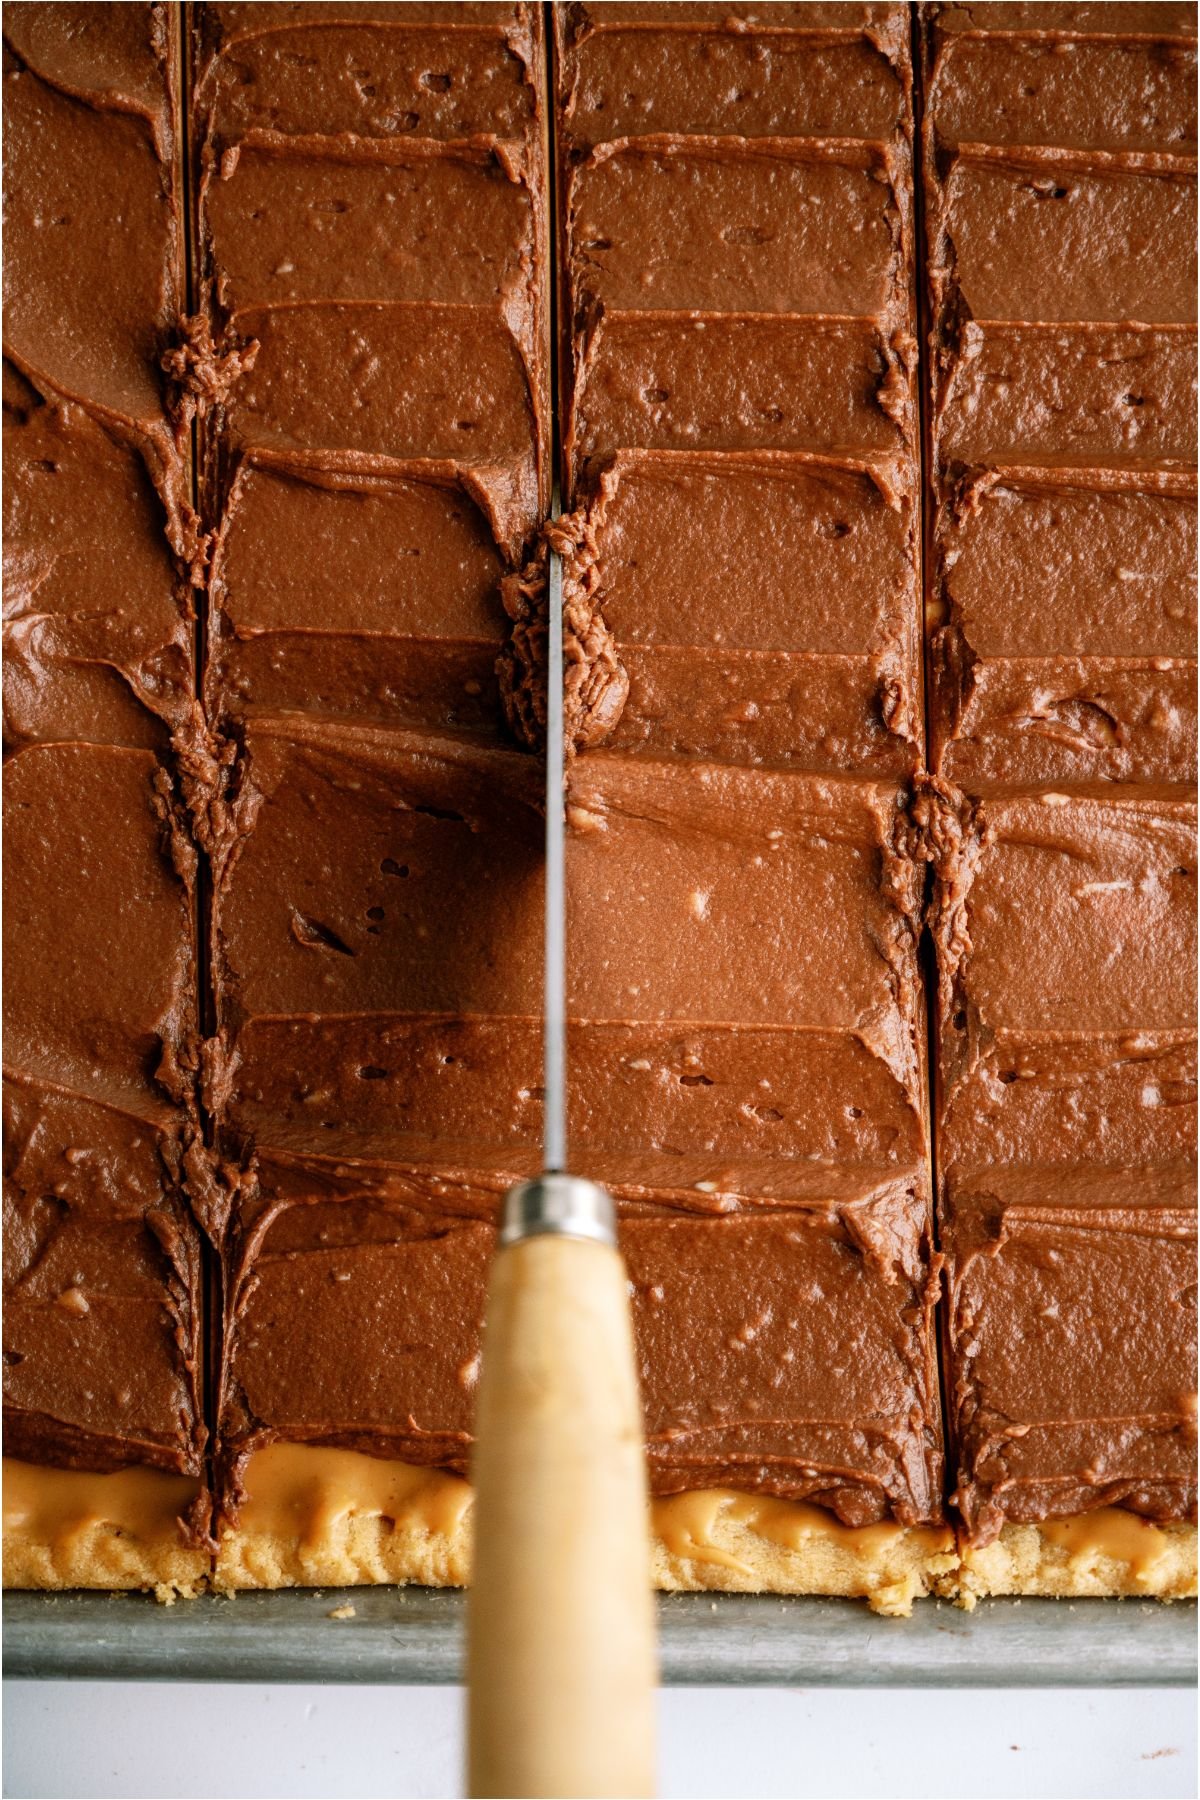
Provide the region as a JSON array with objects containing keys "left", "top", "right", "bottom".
[{"left": 4, "top": 1589, "right": 1194, "bottom": 1687}]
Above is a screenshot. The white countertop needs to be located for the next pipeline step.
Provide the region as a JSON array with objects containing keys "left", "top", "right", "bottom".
[{"left": 4, "top": 1682, "right": 1196, "bottom": 1799}]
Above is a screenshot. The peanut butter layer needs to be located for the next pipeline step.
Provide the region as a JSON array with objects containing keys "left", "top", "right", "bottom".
[
  {"left": 215, "top": 1441, "right": 955, "bottom": 1614},
  {"left": 3, "top": 1459, "right": 206, "bottom": 1595},
  {"left": 957, "top": 1513, "right": 1197, "bottom": 1606},
  {"left": 651, "top": 1487, "right": 954, "bottom": 1615},
  {"left": 2, "top": 4, "right": 205, "bottom": 1526}
]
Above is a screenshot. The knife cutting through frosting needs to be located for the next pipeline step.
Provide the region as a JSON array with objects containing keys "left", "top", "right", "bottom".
[{"left": 466, "top": 505, "right": 659, "bottom": 1799}]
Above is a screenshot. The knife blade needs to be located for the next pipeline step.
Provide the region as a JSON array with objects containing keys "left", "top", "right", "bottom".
[{"left": 543, "top": 493, "right": 566, "bottom": 1175}]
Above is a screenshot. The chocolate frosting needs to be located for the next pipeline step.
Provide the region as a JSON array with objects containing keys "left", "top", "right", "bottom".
[
  {"left": 207, "top": 719, "right": 940, "bottom": 1521},
  {"left": 924, "top": 3, "right": 1198, "bottom": 791},
  {"left": 200, "top": 0, "right": 944, "bottom": 1531},
  {"left": 5, "top": 2, "right": 1194, "bottom": 1555},
  {"left": 922, "top": 1, "right": 1197, "bottom": 1540},
  {"left": 548, "top": 1, "right": 940, "bottom": 1521},
  {"left": 188, "top": 2, "right": 551, "bottom": 1510},
  {"left": 220, "top": 1155, "right": 941, "bottom": 1526},
  {"left": 557, "top": 2, "right": 921, "bottom": 774},
  {"left": 3, "top": 5, "right": 205, "bottom": 1504},
  {"left": 921, "top": 781, "right": 1196, "bottom": 1171},
  {"left": 944, "top": 1171, "right": 1195, "bottom": 1538},
  {"left": 193, "top": 2, "right": 550, "bottom": 749}
]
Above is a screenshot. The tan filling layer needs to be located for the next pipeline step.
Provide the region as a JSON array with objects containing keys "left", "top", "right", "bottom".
[
  {"left": 7, "top": 1450, "right": 1195, "bottom": 1612},
  {"left": 651, "top": 1489, "right": 957, "bottom": 1618},
  {"left": 212, "top": 1447, "right": 957, "bottom": 1614},
  {"left": 2, "top": 1459, "right": 206, "bottom": 1598},
  {"left": 215, "top": 1444, "right": 476, "bottom": 1593},
  {"left": 958, "top": 1512, "right": 1199, "bottom": 1609}
]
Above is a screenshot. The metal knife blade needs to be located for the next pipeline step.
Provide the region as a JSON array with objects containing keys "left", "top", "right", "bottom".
[{"left": 543, "top": 498, "right": 567, "bottom": 1175}]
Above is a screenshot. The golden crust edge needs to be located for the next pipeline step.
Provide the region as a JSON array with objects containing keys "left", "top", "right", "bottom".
[
  {"left": 13, "top": 1518, "right": 1193, "bottom": 1616},
  {"left": 952, "top": 1520, "right": 1198, "bottom": 1610},
  {"left": 3, "top": 1525, "right": 207, "bottom": 1601},
  {"left": 207, "top": 1515, "right": 1196, "bottom": 1618},
  {"left": 210, "top": 1513, "right": 958, "bottom": 1618}
]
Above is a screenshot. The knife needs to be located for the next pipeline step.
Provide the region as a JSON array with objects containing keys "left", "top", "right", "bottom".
[{"left": 466, "top": 508, "right": 658, "bottom": 1798}]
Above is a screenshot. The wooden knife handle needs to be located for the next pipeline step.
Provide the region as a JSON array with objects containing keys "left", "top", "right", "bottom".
[{"left": 467, "top": 1229, "right": 657, "bottom": 1799}]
